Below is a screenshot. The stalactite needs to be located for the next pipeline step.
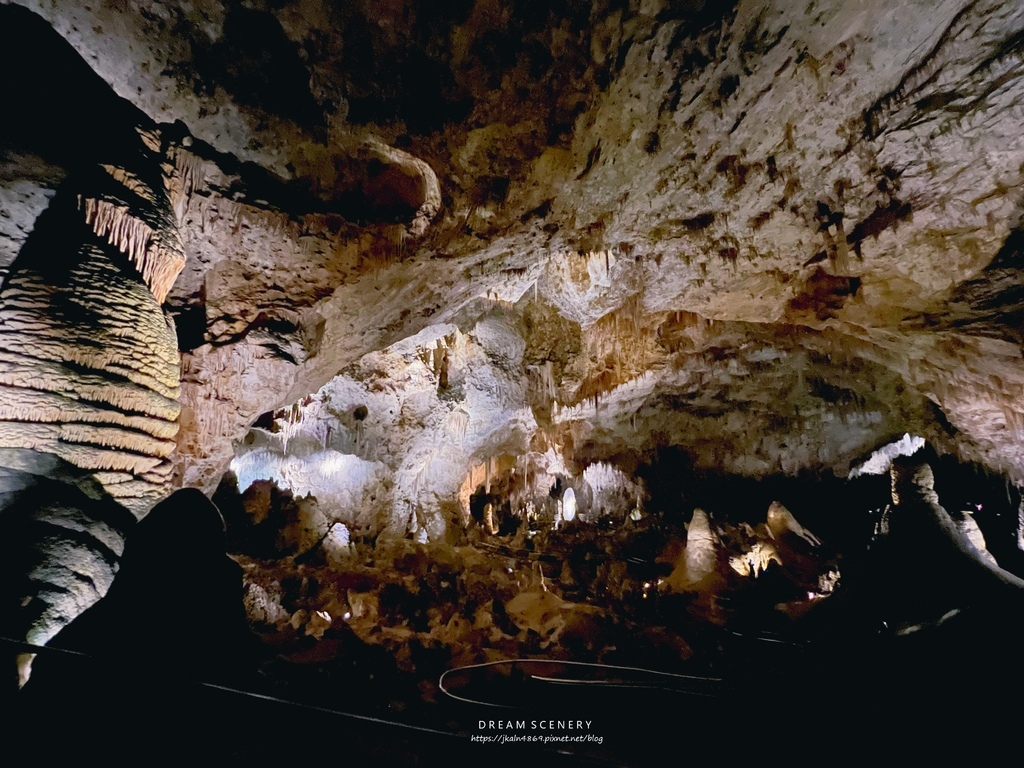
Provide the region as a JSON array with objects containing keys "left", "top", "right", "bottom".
[
  {"left": 432, "top": 340, "right": 445, "bottom": 376},
  {"left": 446, "top": 409, "right": 469, "bottom": 446},
  {"left": 79, "top": 196, "right": 185, "bottom": 302},
  {"left": 528, "top": 361, "right": 559, "bottom": 410},
  {"left": 102, "top": 164, "right": 154, "bottom": 200},
  {"left": 365, "top": 225, "right": 404, "bottom": 269},
  {"left": 834, "top": 218, "right": 850, "bottom": 273},
  {"left": 1004, "top": 406, "right": 1022, "bottom": 436},
  {"left": 228, "top": 203, "right": 243, "bottom": 235},
  {"left": 278, "top": 400, "right": 306, "bottom": 455},
  {"left": 136, "top": 126, "right": 161, "bottom": 153},
  {"left": 413, "top": 452, "right": 434, "bottom": 497},
  {"left": 164, "top": 145, "right": 204, "bottom": 218},
  {"left": 1017, "top": 495, "right": 1024, "bottom": 553},
  {"left": 439, "top": 347, "right": 450, "bottom": 390},
  {"left": 614, "top": 313, "right": 621, "bottom": 378}
]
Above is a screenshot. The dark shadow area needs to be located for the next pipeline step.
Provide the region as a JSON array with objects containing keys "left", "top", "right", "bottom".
[
  {"left": 0, "top": 4, "right": 154, "bottom": 173},
  {"left": 190, "top": 5, "right": 325, "bottom": 131},
  {"left": 919, "top": 226, "right": 1024, "bottom": 345}
]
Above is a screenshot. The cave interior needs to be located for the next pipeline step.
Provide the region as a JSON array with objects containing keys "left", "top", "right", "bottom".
[{"left": 3, "top": 0, "right": 1024, "bottom": 760}]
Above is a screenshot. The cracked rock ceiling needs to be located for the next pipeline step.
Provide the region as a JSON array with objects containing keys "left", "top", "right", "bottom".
[{"left": 5, "top": 0, "right": 1024, "bottom": 541}]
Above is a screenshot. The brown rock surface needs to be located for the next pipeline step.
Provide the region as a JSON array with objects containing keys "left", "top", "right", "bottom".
[{"left": 4, "top": 0, "right": 1024, "bottom": 520}]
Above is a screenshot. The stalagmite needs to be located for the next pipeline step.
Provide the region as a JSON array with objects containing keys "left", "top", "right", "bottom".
[
  {"left": 729, "top": 541, "right": 783, "bottom": 578},
  {"left": 483, "top": 502, "right": 497, "bottom": 535},
  {"left": 889, "top": 458, "right": 1024, "bottom": 594},
  {"left": 0, "top": 68, "right": 188, "bottom": 670},
  {"left": 766, "top": 501, "right": 822, "bottom": 546},
  {"left": 683, "top": 508, "right": 717, "bottom": 586}
]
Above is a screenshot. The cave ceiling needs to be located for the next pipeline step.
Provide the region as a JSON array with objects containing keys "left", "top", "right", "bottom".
[{"left": 4, "top": 0, "right": 1024, "bottom": 540}]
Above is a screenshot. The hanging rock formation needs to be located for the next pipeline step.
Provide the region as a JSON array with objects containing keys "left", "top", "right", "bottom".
[
  {"left": 0, "top": 5, "right": 186, "bottom": 674},
  {"left": 2, "top": 1, "right": 1024, "bottom": 502}
]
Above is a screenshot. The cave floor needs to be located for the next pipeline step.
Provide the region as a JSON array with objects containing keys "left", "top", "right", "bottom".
[
  {"left": 214, "top": 515, "right": 1024, "bottom": 762},
  {"left": 11, "top": 606, "right": 1022, "bottom": 766},
  {"left": 11, "top": 507, "right": 1023, "bottom": 764}
]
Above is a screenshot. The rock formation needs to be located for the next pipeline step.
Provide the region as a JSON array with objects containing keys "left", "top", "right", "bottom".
[
  {"left": 5, "top": 0, "right": 1024, "bottom": 746},
  {"left": 0, "top": 5, "right": 187, "bottom": 673}
]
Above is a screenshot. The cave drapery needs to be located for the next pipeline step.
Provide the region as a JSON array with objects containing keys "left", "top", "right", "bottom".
[{"left": 4, "top": 0, "right": 1024, "bottom": 759}]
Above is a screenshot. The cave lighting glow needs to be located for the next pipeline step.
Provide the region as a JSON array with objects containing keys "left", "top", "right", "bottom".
[
  {"left": 561, "top": 487, "right": 577, "bottom": 522},
  {"left": 848, "top": 433, "right": 926, "bottom": 478},
  {"left": 231, "top": 448, "right": 381, "bottom": 498}
]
